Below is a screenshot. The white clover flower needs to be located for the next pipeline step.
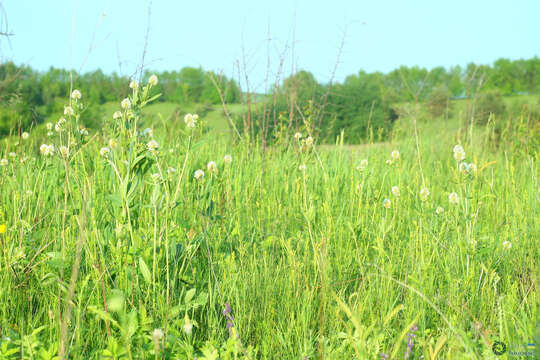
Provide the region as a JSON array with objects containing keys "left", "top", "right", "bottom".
[
  {"left": 448, "top": 192, "right": 459, "bottom": 205},
  {"left": 391, "top": 150, "right": 400, "bottom": 161},
  {"left": 129, "top": 80, "right": 138, "bottom": 89},
  {"left": 294, "top": 132, "right": 302, "bottom": 140},
  {"left": 223, "top": 154, "right": 232, "bottom": 164},
  {"left": 47, "top": 131, "right": 54, "bottom": 137},
  {"left": 305, "top": 136, "right": 314, "bottom": 147},
  {"left": 121, "top": 98, "right": 131, "bottom": 110},
  {"left": 194, "top": 169, "right": 205, "bottom": 181},
  {"left": 298, "top": 163, "right": 307, "bottom": 171},
  {"left": 453, "top": 145, "right": 466, "bottom": 161},
  {"left": 502, "top": 241, "right": 512, "bottom": 250},
  {"left": 147, "top": 139, "right": 159, "bottom": 152},
  {"left": 71, "top": 89, "right": 82, "bottom": 100},
  {"left": 436, "top": 206, "right": 445, "bottom": 215},
  {"left": 391, "top": 186, "right": 400, "bottom": 197},
  {"left": 108, "top": 139, "right": 118, "bottom": 149},
  {"left": 386, "top": 159, "right": 393, "bottom": 165},
  {"left": 152, "top": 328, "right": 164, "bottom": 342},
  {"left": 143, "top": 128, "right": 153, "bottom": 137},
  {"left": 207, "top": 161, "right": 218, "bottom": 174},
  {"left": 22, "top": 132, "right": 29, "bottom": 140},
  {"left": 151, "top": 173, "right": 162, "bottom": 182},
  {"left": 64, "top": 106, "right": 74, "bottom": 116},
  {"left": 183, "top": 316, "right": 193, "bottom": 335},
  {"left": 100, "top": 147, "right": 111, "bottom": 157},
  {"left": 184, "top": 113, "right": 197, "bottom": 129},
  {"left": 40, "top": 144, "right": 55, "bottom": 156},
  {"left": 148, "top": 74, "right": 158, "bottom": 86},
  {"left": 382, "top": 198, "right": 391, "bottom": 209},
  {"left": 8, "top": 152, "right": 16, "bottom": 158},
  {"left": 59, "top": 146, "right": 69, "bottom": 157},
  {"left": 167, "top": 167, "right": 177, "bottom": 174},
  {"left": 46, "top": 122, "right": 53, "bottom": 131},
  {"left": 113, "top": 111, "right": 122, "bottom": 120},
  {"left": 54, "top": 123, "right": 63, "bottom": 133},
  {"left": 0, "top": 159, "right": 8, "bottom": 166},
  {"left": 419, "top": 187, "right": 430, "bottom": 202},
  {"left": 356, "top": 159, "right": 368, "bottom": 171}
]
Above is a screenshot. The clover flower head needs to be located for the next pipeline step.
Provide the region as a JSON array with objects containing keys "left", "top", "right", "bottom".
[
  {"left": 294, "top": 132, "right": 302, "bottom": 140},
  {"left": 59, "top": 146, "right": 69, "bottom": 157},
  {"left": 0, "top": 159, "right": 8, "bottom": 166},
  {"left": 148, "top": 74, "right": 158, "bottom": 86},
  {"left": 448, "top": 192, "right": 459, "bottom": 205},
  {"left": 194, "top": 169, "right": 205, "bottom": 181},
  {"left": 113, "top": 111, "right": 122, "bottom": 120},
  {"left": 436, "top": 206, "right": 444, "bottom": 215},
  {"left": 453, "top": 145, "right": 466, "bottom": 161},
  {"left": 129, "top": 80, "right": 138, "bottom": 89},
  {"left": 184, "top": 113, "right": 197, "bottom": 129},
  {"left": 206, "top": 161, "right": 218, "bottom": 174},
  {"left": 22, "top": 132, "right": 29, "bottom": 140},
  {"left": 224, "top": 154, "right": 232, "bottom": 164},
  {"left": 357, "top": 159, "right": 368, "bottom": 171},
  {"left": 64, "top": 106, "right": 74, "bottom": 116},
  {"left": 71, "top": 89, "right": 82, "bottom": 100},
  {"left": 383, "top": 198, "right": 391, "bottom": 209},
  {"left": 46, "top": 122, "right": 53, "bottom": 131},
  {"left": 147, "top": 139, "right": 159, "bottom": 152},
  {"left": 391, "top": 150, "right": 400, "bottom": 161},
  {"left": 391, "top": 186, "right": 400, "bottom": 197},
  {"left": 502, "top": 241, "right": 512, "bottom": 250},
  {"left": 100, "top": 147, "right": 111, "bottom": 157},
  {"left": 8, "top": 152, "right": 16, "bottom": 158},
  {"left": 298, "top": 163, "right": 307, "bottom": 171},
  {"left": 121, "top": 98, "right": 131, "bottom": 110},
  {"left": 419, "top": 187, "right": 430, "bottom": 201}
]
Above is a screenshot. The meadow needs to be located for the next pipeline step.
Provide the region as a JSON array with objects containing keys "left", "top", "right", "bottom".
[{"left": 0, "top": 78, "right": 538, "bottom": 359}]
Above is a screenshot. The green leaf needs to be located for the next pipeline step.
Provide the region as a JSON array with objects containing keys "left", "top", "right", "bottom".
[
  {"left": 139, "top": 257, "right": 152, "bottom": 285},
  {"left": 184, "top": 288, "right": 196, "bottom": 304}
]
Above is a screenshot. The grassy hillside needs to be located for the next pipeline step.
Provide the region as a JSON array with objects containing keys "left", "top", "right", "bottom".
[{"left": 0, "top": 88, "right": 538, "bottom": 359}]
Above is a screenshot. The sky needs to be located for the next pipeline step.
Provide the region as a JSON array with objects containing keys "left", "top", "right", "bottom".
[{"left": 1, "top": 0, "right": 539, "bottom": 90}]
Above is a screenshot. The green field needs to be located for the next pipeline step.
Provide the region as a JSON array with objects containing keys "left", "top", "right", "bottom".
[{"left": 0, "top": 85, "right": 538, "bottom": 359}]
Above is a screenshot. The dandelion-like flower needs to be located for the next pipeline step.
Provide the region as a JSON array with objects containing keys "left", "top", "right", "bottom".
[
  {"left": 40, "top": 144, "right": 55, "bottom": 156},
  {"left": 184, "top": 113, "right": 197, "bottom": 129},
  {"left": 71, "top": 89, "right": 82, "bottom": 100},
  {"left": 59, "top": 146, "right": 69, "bottom": 157},
  {"left": 453, "top": 145, "right": 466, "bottom": 161},
  {"left": 298, "top": 164, "right": 307, "bottom": 171},
  {"left": 383, "top": 198, "right": 391, "bottom": 209},
  {"left": 143, "top": 128, "right": 153, "bottom": 137},
  {"left": 0, "top": 159, "right": 8, "bottom": 166},
  {"left": 22, "top": 132, "right": 29, "bottom": 140},
  {"left": 391, "top": 150, "right": 400, "bottom": 161},
  {"left": 223, "top": 154, "right": 232, "bottom": 164},
  {"left": 305, "top": 136, "right": 314, "bottom": 147},
  {"left": 207, "top": 161, "right": 218, "bottom": 174},
  {"left": 46, "top": 122, "right": 53, "bottom": 131},
  {"left": 100, "top": 147, "right": 111, "bottom": 157},
  {"left": 502, "top": 241, "right": 512, "bottom": 250},
  {"left": 294, "top": 132, "right": 302, "bottom": 140},
  {"left": 147, "top": 139, "right": 159, "bottom": 153},
  {"left": 357, "top": 159, "right": 368, "bottom": 171},
  {"left": 391, "top": 186, "right": 400, "bottom": 197},
  {"left": 129, "top": 80, "right": 138, "bottom": 89},
  {"left": 64, "top": 106, "right": 74, "bottom": 116},
  {"left": 419, "top": 187, "right": 430, "bottom": 202},
  {"left": 448, "top": 192, "right": 459, "bottom": 205},
  {"left": 113, "top": 111, "right": 122, "bottom": 120},
  {"left": 148, "top": 74, "right": 158, "bottom": 86},
  {"left": 121, "top": 98, "right": 131, "bottom": 110},
  {"left": 183, "top": 316, "right": 193, "bottom": 335},
  {"left": 194, "top": 169, "right": 205, "bottom": 181},
  {"left": 436, "top": 206, "right": 444, "bottom": 215}
]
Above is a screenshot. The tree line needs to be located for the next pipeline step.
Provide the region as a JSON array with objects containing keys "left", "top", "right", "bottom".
[{"left": 1, "top": 56, "right": 539, "bottom": 138}]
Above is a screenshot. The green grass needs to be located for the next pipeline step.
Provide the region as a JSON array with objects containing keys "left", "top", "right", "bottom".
[{"left": 0, "top": 89, "right": 538, "bottom": 359}]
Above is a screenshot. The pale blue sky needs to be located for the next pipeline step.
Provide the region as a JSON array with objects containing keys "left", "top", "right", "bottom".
[{"left": 2, "top": 0, "right": 538, "bottom": 89}]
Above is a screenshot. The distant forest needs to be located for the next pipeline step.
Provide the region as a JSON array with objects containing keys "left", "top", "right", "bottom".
[{"left": 1, "top": 57, "right": 539, "bottom": 138}]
